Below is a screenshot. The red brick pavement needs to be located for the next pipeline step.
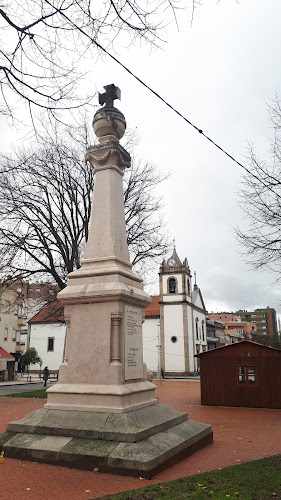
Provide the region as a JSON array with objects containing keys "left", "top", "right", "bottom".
[{"left": 0, "top": 380, "right": 280, "bottom": 500}]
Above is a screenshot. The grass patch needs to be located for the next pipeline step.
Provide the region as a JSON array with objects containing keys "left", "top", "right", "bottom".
[
  {"left": 3, "top": 389, "right": 47, "bottom": 398},
  {"left": 99, "top": 455, "right": 281, "bottom": 499}
]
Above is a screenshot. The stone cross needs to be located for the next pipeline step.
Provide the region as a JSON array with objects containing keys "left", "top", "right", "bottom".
[{"left": 99, "top": 84, "right": 121, "bottom": 108}]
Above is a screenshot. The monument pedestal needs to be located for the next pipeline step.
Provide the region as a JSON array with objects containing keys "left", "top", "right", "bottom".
[
  {"left": 3, "top": 404, "right": 212, "bottom": 478},
  {"left": 2, "top": 84, "right": 213, "bottom": 476}
]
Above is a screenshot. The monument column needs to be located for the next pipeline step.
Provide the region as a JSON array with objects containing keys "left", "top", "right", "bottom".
[
  {"left": 4, "top": 85, "right": 212, "bottom": 477},
  {"left": 45, "top": 84, "right": 157, "bottom": 412}
]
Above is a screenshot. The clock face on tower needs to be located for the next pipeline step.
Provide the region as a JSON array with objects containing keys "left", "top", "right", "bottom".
[{"left": 168, "top": 258, "right": 176, "bottom": 266}]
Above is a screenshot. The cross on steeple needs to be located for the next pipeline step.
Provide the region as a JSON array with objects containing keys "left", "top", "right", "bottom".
[
  {"left": 99, "top": 84, "right": 121, "bottom": 108},
  {"left": 194, "top": 271, "right": 197, "bottom": 285}
]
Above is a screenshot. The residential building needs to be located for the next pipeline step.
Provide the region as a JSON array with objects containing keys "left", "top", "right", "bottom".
[
  {"left": 206, "top": 312, "right": 256, "bottom": 340},
  {"left": 27, "top": 301, "right": 66, "bottom": 372},
  {"left": 7, "top": 280, "right": 59, "bottom": 320},
  {"left": 0, "top": 284, "right": 27, "bottom": 364},
  {"left": 206, "top": 319, "right": 231, "bottom": 349},
  {"left": 237, "top": 308, "right": 278, "bottom": 338}
]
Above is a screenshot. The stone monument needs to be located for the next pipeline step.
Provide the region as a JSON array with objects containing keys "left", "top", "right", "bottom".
[{"left": 1, "top": 85, "right": 213, "bottom": 477}]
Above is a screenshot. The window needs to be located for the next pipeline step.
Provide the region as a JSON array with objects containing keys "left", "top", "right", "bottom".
[
  {"left": 4, "top": 328, "right": 8, "bottom": 341},
  {"left": 5, "top": 301, "right": 10, "bottom": 313},
  {"left": 238, "top": 366, "right": 256, "bottom": 386},
  {"left": 187, "top": 279, "right": 190, "bottom": 295},
  {"left": 171, "top": 336, "right": 178, "bottom": 343},
  {"left": 12, "top": 329, "right": 16, "bottom": 341},
  {"left": 16, "top": 330, "right": 20, "bottom": 343},
  {"left": 195, "top": 319, "right": 199, "bottom": 340},
  {"left": 168, "top": 277, "right": 176, "bottom": 294},
  {"left": 202, "top": 324, "right": 205, "bottom": 341},
  {"left": 48, "top": 337, "right": 54, "bottom": 351},
  {"left": 17, "top": 305, "right": 22, "bottom": 318}
]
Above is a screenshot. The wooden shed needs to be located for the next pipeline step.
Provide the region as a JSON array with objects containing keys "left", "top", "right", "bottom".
[{"left": 196, "top": 340, "right": 281, "bottom": 409}]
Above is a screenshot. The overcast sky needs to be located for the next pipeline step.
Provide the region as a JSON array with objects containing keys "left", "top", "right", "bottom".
[{"left": 1, "top": 0, "right": 281, "bottom": 317}]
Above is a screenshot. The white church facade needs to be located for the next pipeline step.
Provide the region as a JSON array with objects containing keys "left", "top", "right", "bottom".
[{"left": 143, "top": 248, "right": 207, "bottom": 375}]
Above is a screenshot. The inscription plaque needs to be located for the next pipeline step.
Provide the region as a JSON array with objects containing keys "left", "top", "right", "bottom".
[{"left": 124, "top": 306, "right": 143, "bottom": 380}]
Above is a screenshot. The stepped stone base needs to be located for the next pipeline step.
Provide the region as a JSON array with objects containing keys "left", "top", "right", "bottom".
[{"left": 2, "top": 404, "right": 213, "bottom": 478}]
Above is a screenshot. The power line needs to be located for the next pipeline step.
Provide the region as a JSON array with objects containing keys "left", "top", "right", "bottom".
[
  {"left": 61, "top": 11, "right": 281, "bottom": 201},
  {"left": 94, "top": 44, "right": 281, "bottom": 200}
]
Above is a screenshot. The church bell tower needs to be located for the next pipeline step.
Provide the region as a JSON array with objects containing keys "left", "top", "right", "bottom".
[{"left": 159, "top": 247, "right": 193, "bottom": 375}]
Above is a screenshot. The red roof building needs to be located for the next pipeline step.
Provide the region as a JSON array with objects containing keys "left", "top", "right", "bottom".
[
  {"left": 28, "top": 301, "right": 64, "bottom": 324},
  {"left": 0, "top": 347, "right": 15, "bottom": 360}
]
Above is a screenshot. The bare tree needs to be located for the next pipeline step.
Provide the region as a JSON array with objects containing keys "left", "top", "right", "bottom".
[
  {"left": 235, "top": 95, "right": 281, "bottom": 280},
  {"left": 0, "top": 121, "right": 170, "bottom": 288},
  {"left": 0, "top": 0, "right": 179, "bottom": 120}
]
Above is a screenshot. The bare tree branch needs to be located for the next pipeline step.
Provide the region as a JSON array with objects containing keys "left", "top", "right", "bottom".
[
  {"left": 0, "top": 0, "right": 180, "bottom": 120},
  {"left": 0, "top": 120, "right": 170, "bottom": 287},
  {"left": 235, "top": 95, "right": 281, "bottom": 280}
]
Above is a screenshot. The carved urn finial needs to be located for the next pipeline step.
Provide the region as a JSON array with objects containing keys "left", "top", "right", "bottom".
[{"left": 93, "top": 84, "right": 126, "bottom": 144}]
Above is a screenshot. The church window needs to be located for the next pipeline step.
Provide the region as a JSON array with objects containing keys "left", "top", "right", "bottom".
[
  {"left": 187, "top": 279, "right": 190, "bottom": 294},
  {"left": 195, "top": 319, "right": 199, "bottom": 340},
  {"left": 202, "top": 324, "right": 205, "bottom": 341},
  {"left": 168, "top": 278, "right": 176, "bottom": 294},
  {"left": 171, "top": 336, "right": 178, "bottom": 343}
]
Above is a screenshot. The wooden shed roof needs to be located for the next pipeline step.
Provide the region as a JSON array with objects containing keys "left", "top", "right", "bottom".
[{"left": 196, "top": 340, "right": 281, "bottom": 358}]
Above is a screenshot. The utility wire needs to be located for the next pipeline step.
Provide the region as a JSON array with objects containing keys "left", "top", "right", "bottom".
[
  {"left": 61, "top": 10, "right": 281, "bottom": 201},
  {"left": 97, "top": 44, "right": 281, "bottom": 201}
]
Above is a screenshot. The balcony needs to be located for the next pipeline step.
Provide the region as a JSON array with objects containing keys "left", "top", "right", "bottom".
[
  {"left": 15, "top": 344, "right": 25, "bottom": 353},
  {"left": 17, "top": 317, "right": 27, "bottom": 327},
  {"left": 207, "top": 336, "right": 219, "bottom": 342},
  {"left": 236, "top": 332, "right": 245, "bottom": 339}
]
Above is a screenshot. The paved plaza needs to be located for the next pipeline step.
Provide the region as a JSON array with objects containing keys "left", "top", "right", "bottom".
[{"left": 0, "top": 380, "right": 280, "bottom": 499}]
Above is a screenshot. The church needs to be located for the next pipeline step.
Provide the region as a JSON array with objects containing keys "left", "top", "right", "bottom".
[{"left": 142, "top": 248, "right": 207, "bottom": 376}]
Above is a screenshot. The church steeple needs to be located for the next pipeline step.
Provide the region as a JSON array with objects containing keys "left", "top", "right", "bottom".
[
  {"left": 166, "top": 246, "right": 182, "bottom": 268},
  {"left": 159, "top": 247, "right": 192, "bottom": 299}
]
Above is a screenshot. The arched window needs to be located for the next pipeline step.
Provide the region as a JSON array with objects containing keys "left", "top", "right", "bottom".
[
  {"left": 187, "top": 279, "right": 190, "bottom": 295},
  {"left": 168, "top": 277, "right": 176, "bottom": 294},
  {"left": 202, "top": 320, "right": 205, "bottom": 341},
  {"left": 195, "top": 317, "right": 199, "bottom": 340}
]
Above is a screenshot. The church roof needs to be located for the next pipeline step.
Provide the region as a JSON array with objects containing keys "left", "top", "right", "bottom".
[
  {"left": 145, "top": 296, "right": 160, "bottom": 317},
  {"left": 192, "top": 285, "right": 206, "bottom": 312}
]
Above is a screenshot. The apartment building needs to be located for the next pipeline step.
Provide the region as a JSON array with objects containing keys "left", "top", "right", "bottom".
[
  {"left": 237, "top": 308, "right": 278, "bottom": 338},
  {"left": 206, "top": 313, "right": 256, "bottom": 341},
  {"left": 0, "top": 285, "right": 27, "bottom": 378}
]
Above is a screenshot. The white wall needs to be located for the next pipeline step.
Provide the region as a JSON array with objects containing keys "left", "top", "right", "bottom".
[
  {"left": 29, "top": 322, "right": 66, "bottom": 371},
  {"left": 142, "top": 318, "right": 159, "bottom": 371},
  {"left": 164, "top": 304, "right": 185, "bottom": 372}
]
